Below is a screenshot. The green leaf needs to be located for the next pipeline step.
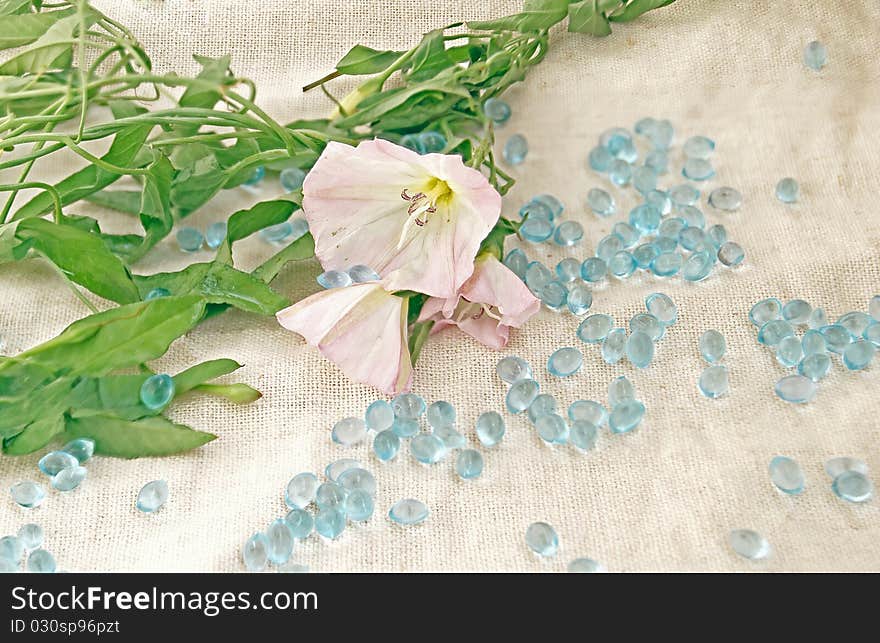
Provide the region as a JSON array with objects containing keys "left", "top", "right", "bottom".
[
  {"left": 568, "top": 1, "right": 613, "bottom": 36},
  {"left": 180, "top": 55, "right": 231, "bottom": 109},
  {"left": 173, "top": 358, "right": 242, "bottom": 394},
  {"left": 0, "top": 220, "right": 21, "bottom": 263},
  {"left": 252, "top": 232, "right": 315, "bottom": 284},
  {"left": 336, "top": 44, "right": 404, "bottom": 75},
  {"left": 63, "top": 414, "right": 216, "bottom": 458},
  {"left": 0, "top": 12, "right": 91, "bottom": 75},
  {"left": 137, "top": 152, "right": 175, "bottom": 249},
  {"left": 194, "top": 383, "right": 261, "bottom": 404},
  {"left": 0, "top": 375, "right": 74, "bottom": 438},
  {"left": 2, "top": 414, "right": 64, "bottom": 455},
  {"left": 16, "top": 218, "right": 140, "bottom": 304},
  {"left": 227, "top": 199, "right": 297, "bottom": 243},
  {"left": 609, "top": 0, "right": 675, "bottom": 22},
  {"left": 478, "top": 217, "right": 520, "bottom": 260},
  {"left": 468, "top": 0, "right": 568, "bottom": 32},
  {"left": 405, "top": 30, "right": 453, "bottom": 82},
  {"left": 408, "top": 320, "right": 433, "bottom": 366},
  {"left": 0, "top": 0, "right": 36, "bottom": 15},
  {"left": 333, "top": 81, "right": 469, "bottom": 129},
  {"left": 84, "top": 190, "right": 142, "bottom": 215},
  {"left": 0, "top": 7, "right": 74, "bottom": 50}
]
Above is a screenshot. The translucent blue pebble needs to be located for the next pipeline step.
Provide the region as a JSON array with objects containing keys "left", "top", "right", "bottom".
[
  {"left": 503, "top": 134, "right": 528, "bottom": 165},
  {"left": 365, "top": 400, "right": 394, "bottom": 432},
  {"left": 456, "top": 450, "right": 484, "bottom": 480},
  {"left": 630, "top": 313, "right": 664, "bottom": 341},
  {"left": 52, "top": 466, "right": 86, "bottom": 492},
  {"left": 683, "top": 135, "right": 715, "bottom": 159},
  {"left": 609, "top": 251, "right": 636, "bottom": 278},
  {"left": 843, "top": 339, "right": 875, "bottom": 370},
  {"left": 682, "top": 158, "right": 715, "bottom": 181},
  {"left": 427, "top": 400, "right": 456, "bottom": 428},
  {"left": 608, "top": 375, "right": 635, "bottom": 407},
  {"left": 698, "top": 365, "right": 729, "bottom": 398},
  {"left": 344, "top": 489, "right": 374, "bottom": 521},
  {"left": 506, "top": 378, "right": 540, "bottom": 414},
  {"left": 717, "top": 242, "right": 744, "bottom": 266},
  {"left": 504, "top": 248, "right": 529, "bottom": 280},
  {"left": 373, "top": 430, "right": 400, "bottom": 461},
  {"left": 337, "top": 467, "right": 376, "bottom": 496},
  {"left": 62, "top": 438, "right": 95, "bottom": 464},
  {"left": 775, "top": 335, "right": 803, "bottom": 368},
  {"left": 798, "top": 353, "right": 831, "bottom": 382},
  {"left": 136, "top": 480, "right": 169, "bottom": 513},
  {"left": 332, "top": 417, "right": 367, "bottom": 446},
  {"left": 483, "top": 97, "right": 511, "bottom": 124},
  {"left": 609, "top": 400, "right": 645, "bottom": 433},
  {"left": 568, "top": 400, "right": 607, "bottom": 427},
  {"left": 176, "top": 227, "right": 203, "bottom": 252},
  {"left": 315, "top": 482, "right": 346, "bottom": 511},
  {"left": 10, "top": 481, "right": 45, "bottom": 508},
  {"left": 27, "top": 549, "right": 56, "bottom": 573},
  {"left": 699, "top": 329, "right": 726, "bottom": 363},
  {"left": 520, "top": 216, "right": 554, "bottom": 243},
  {"left": 749, "top": 298, "right": 782, "bottom": 326},
  {"left": 645, "top": 292, "right": 677, "bottom": 325},
  {"left": 625, "top": 331, "right": 654, "bottom": 368},
  {"left": 280, "top": 166, "right": 306, "bottom": 192},
  {"left": 803, "top": 40, "right": 827, "bottom": 71},
  {"left": 555, "top": 258, "right": 580, "bottom": 283},
  {"left": 554, "top": 221, "right": 584, "bottom": 247},
  {"left": 682, "top": 250, "right": 714, "bottom": 281},
  {"left": 708, "top": 186, "right": 742, "bottom": 211},
  {"left": 38, "top": 451, "right": 77, "bottom": 477},
  {"left": 496, "top": 355, "right": 533, "bottom": 384},
  {"left": 601, "top": 328, "right": 627, "bottom": 365},
  {"left": 768, "top": 456, "right": 805, "bottom": 495},
  {"left": 535, "top": 414, "right": 569, "bottom": 444},
  {"left": 757, "top": 319, "right": 795, "bottom": 346},
  {"left": 782, "top": 299, "right": 811, "bottom": 324},
  {"left": 570, "top": 420, "right": 598, "bottom": 451},
  {"left": 580, "top": 257, "right": 607, "bottom": 282},
  {"left": 547, "top": 347, "right": 583, "bottom": 377},
  {"left": 650, "top": 252, "right": 682, "bottom": 277},
  {"left": 775, "top": 374, "right": 817, "bottom": 404},
  {"left": 588, "top": 146, "right": 613, "bottom": 172},
  {"left": 525, "top": 522, "right": 559, "bottom": 557},
  {"left": 324, "top": 459, "right": 360, "bottom": 482},
  {"left": 567, "top": 284, "right": 593, "bottom": 315},
  {"left": 476, "top": 411, "right": 506, "bottom": 446},
  {"left": 317, "top": 270, "right": 352, "bottom": 289},
  {"left": 775, "top": 177, "right": 799, "bottom": 203},
  {"left": 410, "top": 433, "right": 446, "bottom": 464},
  {"left": 568, "top": 558, "right": 606, "bottom": 573},
  {"left": 729, "top": 529, "right": 770, "bottom": 560},
  {"left": 392, "top": 393, "right": 426, "bottom": 419},
  {"left": 608, "top": 159, "right": 632, "bottom": 186},
  {"left": 314, "top": 509, "right": 346, "bottom": 539},
  {"left": 285, "top": 509, "right": 314, "bottom": 539},
  {"left": 389, "top": 499, "right": 429, "bottom": 525},
  {"left": 140, "top": 373, "right": 174, "bottom": 411},
  {"left": 18, "top": 524, "right": 44, "bottom": 550},
  {"left": 832, "top": 471, "right": 873, "bottom": 503},
  {"left": 266, "top": 519, "right": 294, "bottom": 565},
  {"left": 577, "top": 314, "right": 614, "bottom": 343},
  {"left": 669, "top": 184, "right": 699, "bottom": 207},
  {"left": 587, "top": 188, "right": 615, "bottom": 216}
]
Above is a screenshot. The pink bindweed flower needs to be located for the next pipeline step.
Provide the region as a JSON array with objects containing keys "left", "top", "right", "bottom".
[
  {"left": 302, "top": 139, "right": 501, "bottom": 299},
  {"left": 418, "top": 254, "right": 540, "bottom": 350},
  {"left": 276, "top": 282, "right": 412, "bottom": 394}
]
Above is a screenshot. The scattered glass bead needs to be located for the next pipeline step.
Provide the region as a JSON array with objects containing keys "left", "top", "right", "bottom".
[
  {"left": 629, "top": 204, "right": 661, "bottom": 233},
  {"left": 580, "top": 257, "right": 607, "bottom": 283},
  {"left": 775, "top": 374, "right": 818, "bottom": 404},
  {"left": 588, "top": 146, "right": 613, "bottom": 172},
  {"left": 51, "top": 466, "right": 86, "bottom": 492},
  {"left": 758, "top": 319, "right": 795, "bottom": 346},
  {"left": 554, "top": 221, "right": 584, "bottom": 247},
  {"left": 176, "top": 227, "right": 203, "bottom": 252},
  {"left": 608, "top": 159, "right": 632, "bottom": 186},
  {"left": 528, "top": 394, "right": 558, "bottom": 424},
  {"left": 843, "top": 339, "right": 875, "bottom": 370},
  {"left": 634, "top": 117, "right": 657, "bottom": 136},
  {"left": 645, "top": 293, "right": 677, "bottom": 325},
  {"left": 524, "top": 261, "right": 553, "bottom": 293},
  {"left": 768, "top": 456, "right": 805, "bottom": 495},
  {"left": 140, "top": 374, "right": 174, "bottom": 411},
  {"left": 825, "top": 457, "right": 868, "bottom": 479},
  {"left": 609, "top": 399, "right": 645, "bottom": 433},
  {"left": 315, "top": 482, "right": 346, "bottom": 511},
  {"left": 26, "top": 549, "right": 56, "bottom": 573},
  {"left": 0, "top": 558, "right": 17, "bottom": 573},
  {"left": 708, "top": 186, "right": 742, "bottom": 211},
  {"left": 609, "top": 251, "right": 636, "bottom": 278},
  {"left": 373, "top": 430, "right": 400, "bottom": 461},
  {"left": 332, "top": 417, "right": 367, "bottom": 446},
  {"left": 626, "top": 331, "right": 654, "bottom": 368},
  {"left": 577, "top": 314, "right": 614, "bottom": 344},
  {"left": 455, "top": 449, "right": 484, "bottom": 480},
  {"left": 729, "top": 529, "right": 770, "bottom": 560},
  {"left": 61, "top": 438, "right": 94, "bottom": 464},
  {"left": 838, "top": 311, "right": 873, "bottom": 337},
  {"left": 242, "top": 533, "right": 268, "bottom": 571},
  {"left": 434, "top": 424, "right": 466, "bottom": 450},
  {"left": 426, "top": 401, "right": 455, "bottom": 429},
  {"left": 803, "top": 40, "right": 827, "bottom": 71},
  {"left": 546, "top": 347, "right": 583, "bottom": 378},
  {"left": 260, "top": 221, "right": 294, "bottom": 244},
  {"left": 266, "top": 519, "right": 294, "bottom": 565},
  {"left": 243, "top": 166, "right": 265, "bottom": 186},
  {"left": 679, "top": 227, "right": 706, "bottom": 252},
  {"left": 555, "top": 258, "right": 580, "bottom": 283},
  {"left": 567, "top": 284, "right": 593, "bottom": 316},
  {"left": 683, "top": 135, "right": 715, "bottom": 159},
  {"left": 483, "top": 97, "right": 511, "bottom": 124},
  {"left": 596, "top": 234, "right": 624, "bottom": 262},
  {"left": 389, "top": 499, "right": 429, "bottom": 525},
  {"left": 568, "top": 558, "right": 605, "bottom": 573},
  {"left": 37, "top": 451, "right": 77, "bottom": 477},
  {"left": 400, "top": 133, "right": 425, "bottom": 154},
  {"left": 525, "top": 522, "right": 558, "bottom": 557},
  {"left": 776, "top": 335, "right": 804, "bottom": 368},
  {"left": 419, "top": 131, "right": 446, "bottom": 153},
  {"left": 204, "top": 221, "right": 227, "bottom": 250},
  {"left": 600, "top": 127, "right": 632, "bottom": 151},
  {"left": 650, "top": 119, "right": 674, "bottom": 149},
  {"left": 706, "top": 224, "right": 728, "bottom": 249},
  {"left": 865, "top": 322, "right": 880, "bottom": 347},
  {"left": 532, "top": 194, "right": 564, "bottom": 217},
  {"left": 699, "top": 329, "right": 726, "bottom": 363},
  {"left": 832, "top": 471, "right": 873, "bottom": 503},
  {"left": 801, "top": 329, "right": 827, "bottom": 356},
  {"left": 682, "top": 158, "right": 715, "bottom": 181},
  {"left": 669, "top": 184, "right": 699, "bottom": 207},
  {"left": 569, "top": 400, "right": 607, "bottom": 427},
  {"left": 601, "top": 327, "right": 627, "bottom": 365},
  {"left": 632, "top": 166, "right": 658, "bottom": 194},
  {"left": 645, "top": 189, "right": 672, "bottom": 214},
  {"left": 535, "top": 414, "right": 569, "bottom": 444},
  {"left": 633, "top": 243, "right": 660, "bottom": 270},
  {"left": 504, "top": 248, "right": 529, "bottom": 280},
  {"left": 364, "top": 400, "right": 394, "bottom": 433},
  {"left": 630, "top": 313, "right": 664, "bottom": 342},
  {"left": 345, "top": 264, "right": 380, "bottom": 284},
  {"left": 653, "top": 235, "right": 678, "bottom": 253},
  {"left": 10, "top": 481, "right": 45, "bottom": 508},
  {"left": 337, "top": 467, "right": 376, "bottom": 497},
  {"left": 798, "top": 353, "right": 831, "bottom": 382},
  {"left": 717, "top": 241, "right": 744, "bottom": 266},
  {"left": 392, "top": 393, "right": 425, "bottom": 419},
  {"left": 775, "top": 177, "right": 799, "bottom": 203},
  {"left": 698, "top": 364, "right": 729, "bottom": 398},
  {"left": 570, "top": 420, "right": 598, "bottom": 451},
  {"left": 410, "top": 433, "right": 446, "bottom": 464},
  {"left": 808, "top": 307, "right": 827, "bottom": 329},
  {"left": 280, "top": 166, "right": 306, "bottom": 192},
  {"left": 520, "top": 216, "right": 554, "bottom": 243},
  {"left": 314, "top": 509, "right": 346, "bottom": 539},
  {"left": 476, "top": 411, "right": 506, "bottom": 445},
  {"left": 780, "top": 299, "right": 811, "bottom": 325},
  {"left": 612, "top": 222, "right": 640, "bottom": 248},
  {"left": 17, "top": 524, "right": 43, "bottom": 550},
  {"left": 539, "top": 281, "right": 568, "bottom": 310},
  {"left": 682, "top": 250, "right": 714, "bottom": 282},
  {"left": 496, "top": 355, "right": 533, "bottom": 384},
  {"left": 145, "top": 287, "right": 170, "bottom": 300},
  {"left": 820, "top": 324, "right": 852, "bottom": 353},
  {"left": 343, "top": 489, "right": 375, "bottom": 521},
  {"left": 587, "top": 188, "right": 615, "bottom": 216},
  {"left": 749, "top": 298, "right": 783, "bottom": 326},
  {"left": 317, "top": 269, "right": 352, "bottom": 289},
  {"left": 613, "top": 138, "right": 638, "bottom": 164},
  {"left": 503, "top": 134, "right": 528, "bottom": 165},
  {"left": 285, "top": 509, "right": 314, "bottom": 539},
  {"left": 0, "top": 536, "right": 23, "bottom": 562},
  {"left": 650, "top": 252, "right": 682, "bottom": 277},
  {"left": 609, "top": 376, "right": 636, "bottom": 407},
  {"left": 325, "top": 459, "right": 360, "bottom": 482}
]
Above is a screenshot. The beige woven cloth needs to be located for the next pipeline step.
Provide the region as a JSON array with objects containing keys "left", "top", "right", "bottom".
[{"left": 1, "top": 0, "right": 879, "bottom": 572}]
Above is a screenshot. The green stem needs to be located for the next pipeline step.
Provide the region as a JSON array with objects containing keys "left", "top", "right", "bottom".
[{"left": 0, "top": 183, "right": 64, "bottom": 223}]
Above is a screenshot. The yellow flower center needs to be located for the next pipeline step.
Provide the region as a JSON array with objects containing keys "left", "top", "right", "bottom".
[{"left": 398, "top": 178, "right": 453, "bottom": 248}]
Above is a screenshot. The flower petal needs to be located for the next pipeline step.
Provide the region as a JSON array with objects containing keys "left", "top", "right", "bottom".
[{"left": 460, "top": 255, "right": 541, "bottom": 328}]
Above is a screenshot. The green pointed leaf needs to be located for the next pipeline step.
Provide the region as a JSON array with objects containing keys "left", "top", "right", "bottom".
[
  {"left": 609, "top": 0, "right": 676, "bottom": 22},
  {"left": 3, "top": 414, "right": 64, "bottom": 455},
  {"left": 0, "top": 12, "right": 93, "bottom": 75},
  {"left": 227, "top": 199, "right": 297, "bottom": 243},
  {"left": 405, "top": 30, "right": 453, "bottom": 82},
  {"left": 0, "top": 0, "right": 36, "bottom": 16},
  {"left": 0, "top": 220, "right": 21, "bottom": 263},
  {"left": 84, "top": 190, "right": 142, "bottom": 215},
  {"left": 138, "top": 152, "right": 175, "bottom": 247},
  {"left": 0, "top": 375, "right": 74, "bottom": 438},
  {"left": 0, "top": 7, "right": 74, "bottom": 50},
  {"left": 194, "top": 383, "right": 261, "bottom": 404},
  {"left": 173, "top": 358, "right": 242, "bottom": 394},
  {"left": 252, "top": 231, "right": 315, "bottom": 283},
  {"left": 63, "top": 414, "right": 216, "bottom": 458},
  {"left": 468, "top": 0, "right": 568, "bottom": 32},
  {"left": 568, "top": 1, "right": 613, "bottom": 35},
  {"left": 336, "top": 44, "right": 404, "bottom": 75}
]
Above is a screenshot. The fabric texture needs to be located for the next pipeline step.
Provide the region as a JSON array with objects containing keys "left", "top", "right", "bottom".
[{"left": 1, "top": 0, "right": 879, "bottom": 572}]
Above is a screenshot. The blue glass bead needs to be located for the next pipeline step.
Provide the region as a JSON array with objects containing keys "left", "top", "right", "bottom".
[
  {"left": 658, "top": 217, "right": 687, "bottom": 240},
  {"left": 400, "top": 133, "right": 425, "bottom": 154},
  {"left": 749, "top": 298, "right": 783, "bottom": 326},
  {"left": 820, "top": 324, "right": 852, "bottom": 353},
  {"left": 0, "top": 558, "right": 18, "bottom": 573},
  {"left": 26, "top": 549, "right": 56, "bottom": 573},
  {"left": 568, "top": 558, "right": 606, "bottom": 573},
  {"left": 633, "top": 243, "right": 659, "bottom": 269},
  {"left": 260, "top": 221, "right": 293, "bottom": 244},
  {"left": 682, "top": 250, "right": 714, "bottom": 281},
  {"left": 679, "top": 205, "right": 705, "bottom": 229},
  {"left": 434, "top": 424, "right": 466, "bottom": 450},
  {"left": 698, "top": 365, "right": 729, "bottom": 398},
  {"left": 535, "top": 414, "right": 569, "bottom": 444},
  {"left": 525, "top": 522, "right": 558, "bottom": 557},
  {"left": 506, "top": 379, "right": 539, "bottom": 414},
  {"left": 634, "top": 117, "right": 657, "bottom": 136},
  {"left": 775, "top": 374, "right": 818, "bottom": 404},
  {"left": 455, "top": 449, "right": 484, "bottom": 480},
  {"left": 524, "top": 260, "right": 552, "bottom": 293},
  {"left": 569, "top": 400, "right": 607, "bottom": 426},
  {"left": 803, "top": 40, "right": 827, "bottom": 71},
  {"left": 801, "top": 329, "right": 827, "bottom": 355},
  {"left": 280, "top": 166, "right": 306, "bottom": 192},
  {"left": 865, "top": 322, "right": 880, "bottom": 347},
  {"left": 588, "top": 146, "right": 613, "bottom": 172},
  {"left": 10, "top": 481, "right": 45, "bottom": 508},
  {"left": 596, "top": 234, "right": 624, "bottom": 262},
  {"left": 266, "top": 519, "right": 294, "bottom": 565},
  {"left": 533, "top": 194, "right": 564, "bottom": 218},
  {"left": 650, "top": 252, "right": 682, "bottom": 277},
  {"left": 410, "top": 433, "right": 446, "bottom": 464},
  {"left": 782, "top": 299, "right": 812, "bottom": 325},
  {"left": 176, "top": 227, "right": 203, "bottom": 252},
  {"left": 808, "top": 308, "right": 827, "bottom": 329},
  {"left": 645, "top": 292, "right": 677, "bottom": 325},
  {"left": 539, "top": 281, "right": 567, "bottom": 310},
  {"left": 337, "top": 467, "right": 376, "bottom": 497},
  {"left": 577, "top": 313, "right": 613, "bottom": 343},
  {"left": 775, "top": 177, "right": 799, "bottom": 203},
  {"left": 315, "top": 482, "right": 346, "bottom": 511},
  {"left": 554, "top": 221, "right": 583, "bottom": 247},
  {"left": 343, "top": 489, "right": 374, "bottom": 521},
  {"left": 527, "top": 394, "right": 557, "bottom": 424},
  {"left": 758, "top": 319, "right": 795, "bottom": 346},
  {"left": 392, "top": 393, "right": 425, "bottom": 419},
  {"left": 645, "top": 189, "right": 672, "bottom": 214},
  {"left": 145, "top": 287, "right": 170, "bottom": 300},
  {"left": 683, "top": 135, "right": 715, "bottom": 159},
  {"left": 798, "top": 353, "right": 831, "bottom": 382},
  {"left": 630, "top": 313, "right": 664, "bottom": 341},
  {"left": 373, "top": 430, "right": 400, "bottom": 461},
  {"left": 520, "top": 216, "right": 554, "bottom": 243},
  {"left": 325, "top": 459, "right": 360, "bottom": 482},
  {"left": 555, "top": 258, "right": 580, "bottom": 283},
  {"left": 570, "top": 420, "right": 598, "bottom": 451},
  {"left": 0, "top": 536, "right": 23, "bottom": 562},
  {"left": 204, "top": 221, "right": 227, "bottom": 250},
  {"left": 389, "top": 499, "right": 429, "bottom": 525},
  {"left": 391, "top": 418, "right": 419, "bottom": 438},
  {"left": 699, "top": 329, "right": 726, "bottom": 363},
  {"left": 632, "top": 166, "right": 658, "bottom": 194},
  {"left": 38, "top": 451, "right": 78, "bottom": 477},
  {"left": 243, "top": 166, "right": 265, "bottom": 186},
  {"left": 608, "top": 375, "right": 635, "bottom": 407},
  {"left": 51, "top": 465, "right": 86, "bottom": 492},
  {"left": 613, "top": 138, "right": 638, "bottom": 163},
  {"left": 679, "top": 227, "right": 706, "bottom": 252},
  {"left": 708, "top": 186, "right": 742, "bottom": 212},
  {"left": 776, "top": 335, "right": 803, "bottom": 368},
  {"left": 476, "top": 411, "right": 506, "bottom": 445},
  {"left": 580, "top": 257, "right": 607, "bottom": 283},
  {"left": 503, "top": 134, "right": 528, "bottom": 165},
  {"left": 347, "top": 265, "right": 383, "bottom": 284},
  {"left": 629, "top": 204, "right": 661, "bottom": 233},
  {"left": 365, "top": 400, "right": 394, "bottom": 432},
  {"left": 285, "top": 508, "right": 314, "bottom": 539},
  {"left": 139, "top": 373, "right": 174, "bottom": 411},
  {"left": 18, "top": 524, "right": 43, "bottom": 550},
  {"left": 871, "top": 295, "right": 880, "bottom": 321},
  {"left": 317, "top": 269, "right": 352, "bottom": 289},
  {"left": 601, "top": 328, "right": 627, "bottom": 365},
  {"left": 608, "top": 159, "right": 632, "bottom": 186},
  {"left": 567, "top": 284, "right": 593, "bottom": 315},
  {"left": 136, "top": 480, "right": 169, "bottom": 513},
  {"left": 769, "top": 456, "right": 805, "bottom": 495},
  {"left": 314, "top": 509, "right": 346, "bottom": 539},
  {"left": 832, "top": 471, "right": 873, "bottom": 503},
  {"left": 718, "top": 241, "right": 745, "bottom": 266},
  {"left": 332, "top": 417, "right": 367, "bottom": 446},
  {"left": 427, "top": 401, "right": 455, "bottom": 428},
  {"left": 838, "top": 311, "right": 873, "bottom": 337},
  {"left": 653, "top": 236, "right": 678, "bottom": 254},
  {"left": 484, "top": 97, "right": 511, "bottom": 124},
  {"left": 609, "top": 251, "right": 636, "bottom": 278},
  {"left": 843, "top": 339, "right": 875, "bottom": 370},
  {"left": 547, "top": 347, "right": 583, "bottom": 377},
  {"left": 825, "top": 457, "right": 868, "bottom": 479},
  {"left": 600, "top": 127, "right": 632, "bottom": 151},
  {"left": 645, "top": 150, "right": 668, "bottom": 175},
  {"left": 587, "top": 188, "right": 615, "bottom": 216},
  {"left": 609, "top": 400, "right": 646, "bottom": 434},
  {"left": 682, "top": 158, "right": 715, "bottom": 181},
  {"left": 419, "top": 131, "right": 446, "bottom": 153},
  {"left": 669, "top": 184, "right": 699, "bottom": 207},
  {"left": 496, "top": 355, "right": 533, "bottom": 384},
  {"left": 611, "top": 222, "right": 640, "bottom": 248},
  {"left": 289, "top": 217, "right": 309, "bottom": 241},
  {"left": 649, "top": 119, "right": 674, "bottom": 149},
  {"left": 706, "top": 224, "right": 728, "bottom": 249},
  {"left": 62, "top": 437, "right": 95, "bottom": 464},
  {"left": 626, "top": 331, "right": 654, "bottom": 368},
  {"left": 729, "top": 529, "right": 770, "bottom": 560},
  {"left": 504, "top": 248, "right": 529, "bottom": 280}
]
